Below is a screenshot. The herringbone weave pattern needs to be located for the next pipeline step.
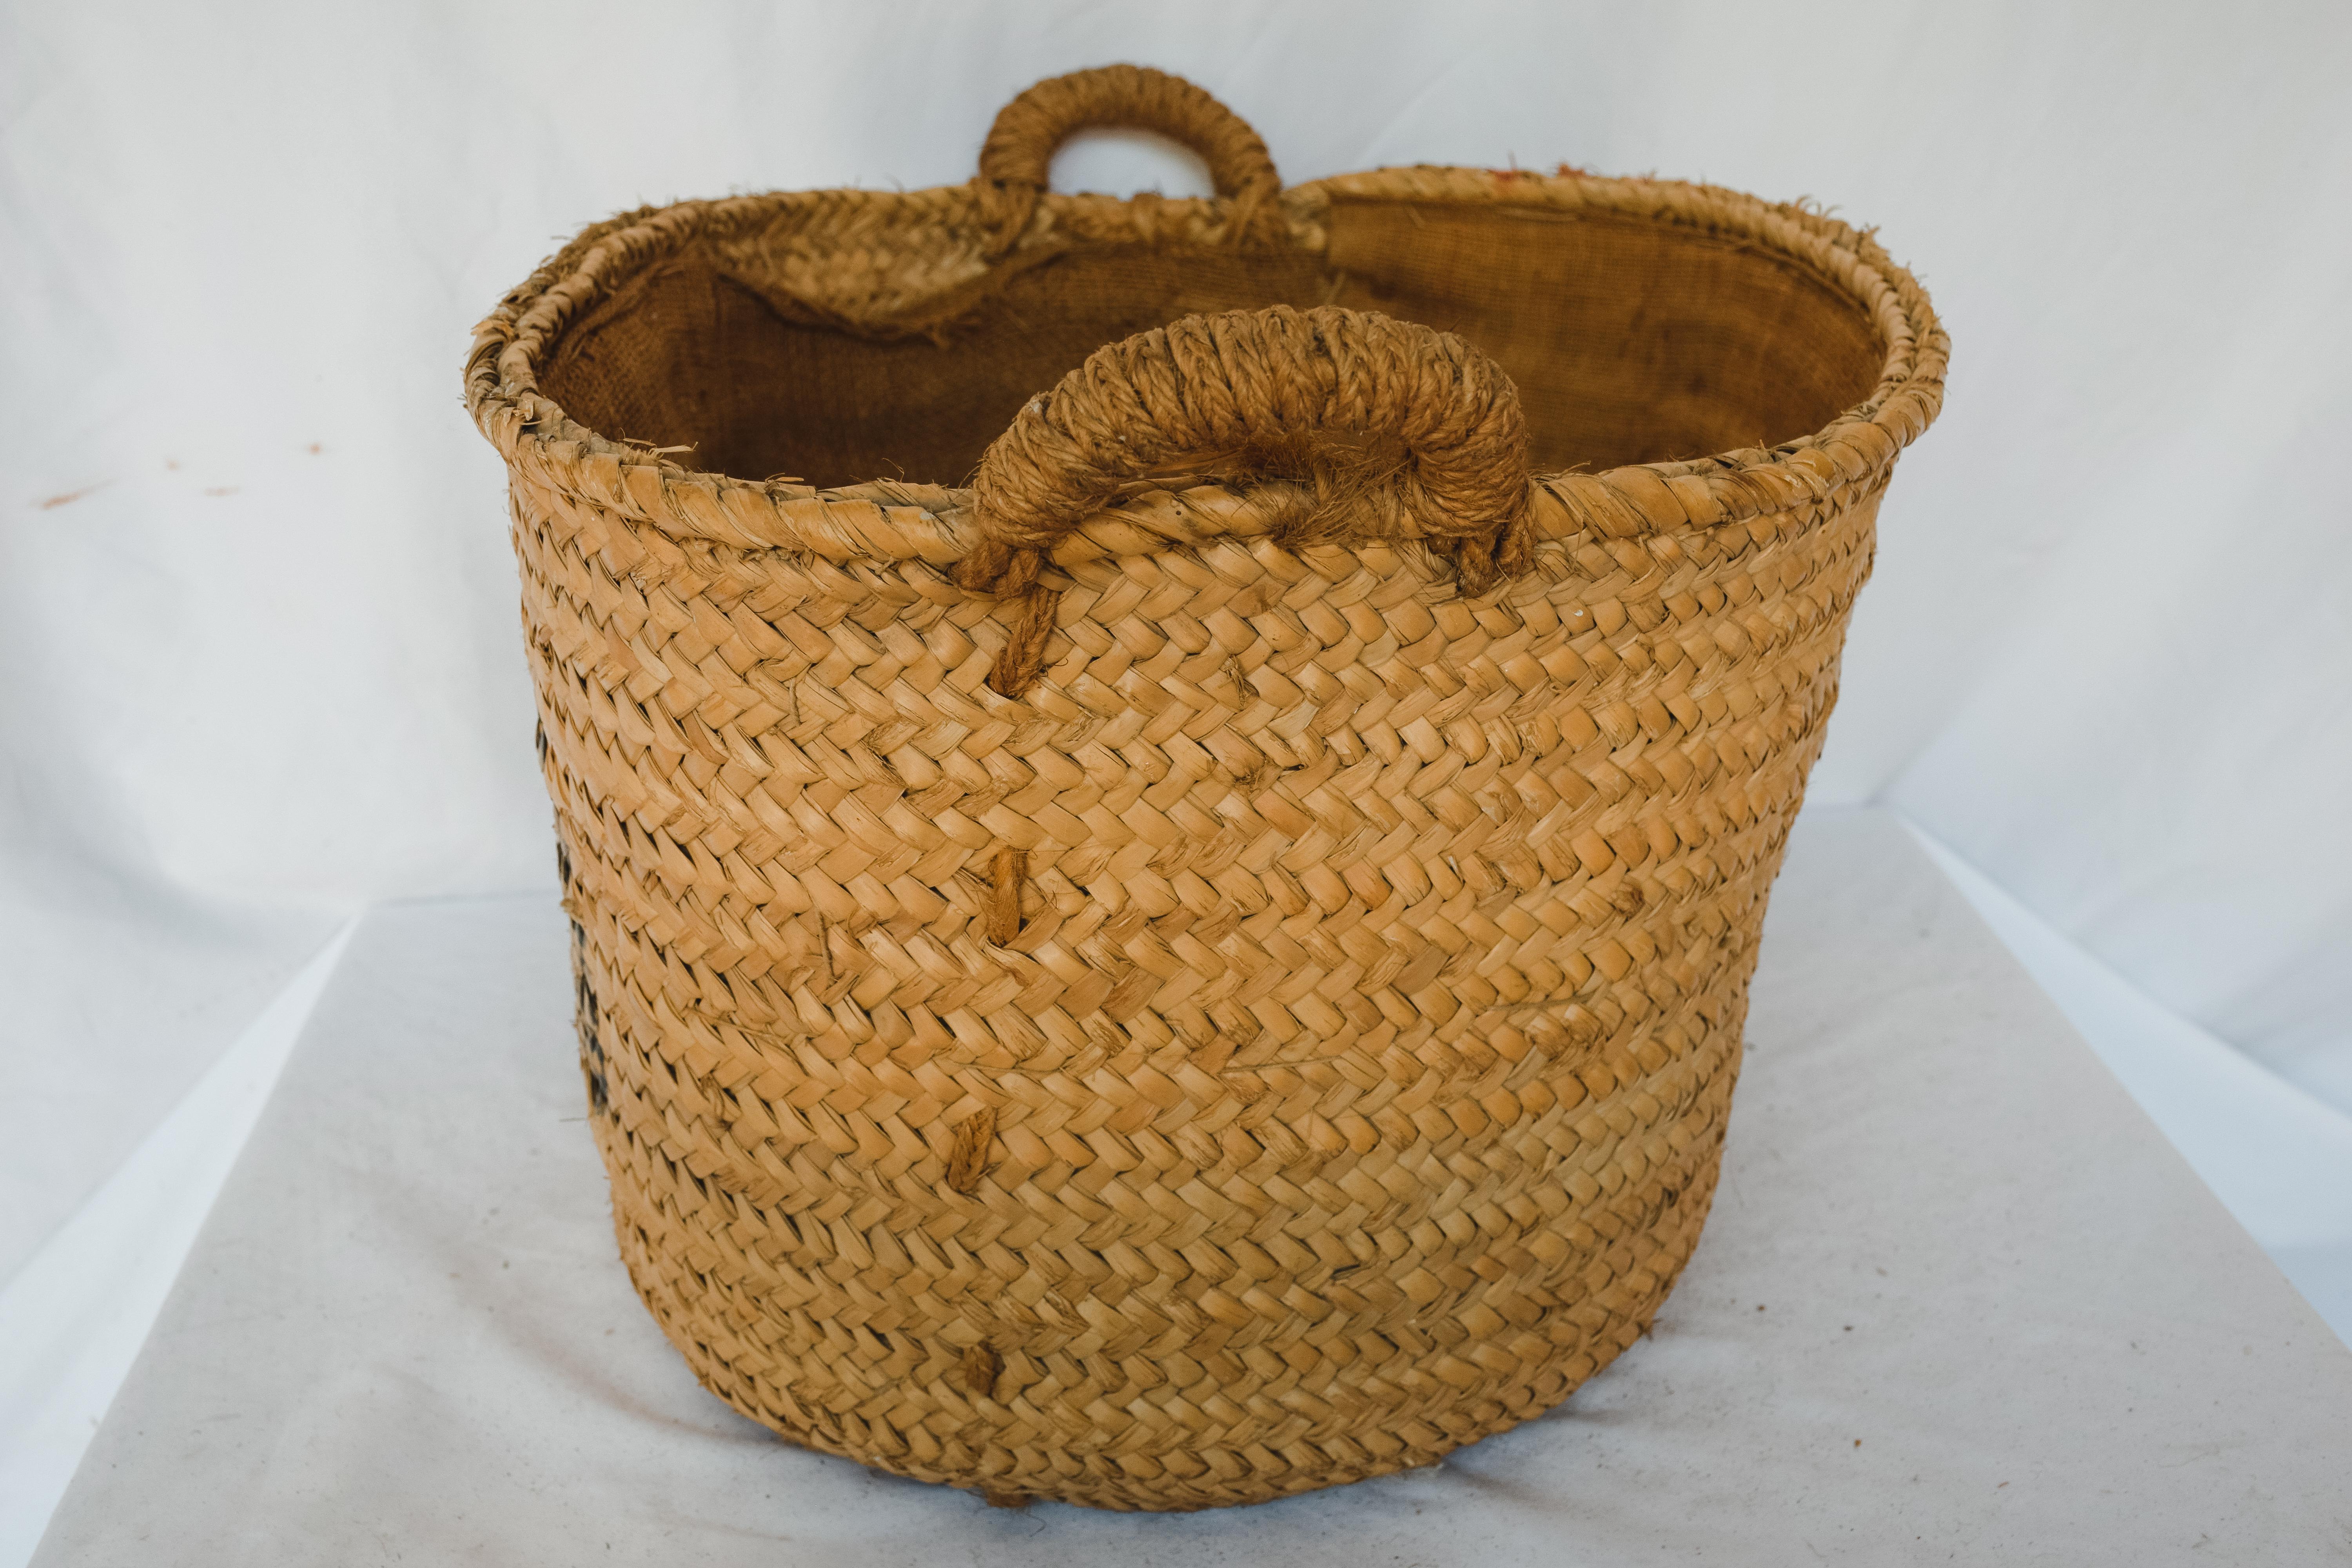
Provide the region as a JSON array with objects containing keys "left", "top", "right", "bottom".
[{"left": 466, "top": 66, "right": 1944, "bottom": 1510}]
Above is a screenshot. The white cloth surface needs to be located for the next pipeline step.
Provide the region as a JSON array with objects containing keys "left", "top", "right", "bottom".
[
  {"left": 1906, "top": 825, "right": 2352, "bottom": 1342},
  {"left": 5, "top": 0, "right": 2350, "bottom": 1310},
  {"left": 0, "top": 924, "right": 354, "bottom": 1568},
  {"left": 33, "top": 809, "right": 2352, "bottom": 1566}
]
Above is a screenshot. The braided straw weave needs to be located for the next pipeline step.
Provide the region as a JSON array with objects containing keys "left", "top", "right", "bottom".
[{"left": 465, "top": 66, "right": 1944, "bottom": 1511}]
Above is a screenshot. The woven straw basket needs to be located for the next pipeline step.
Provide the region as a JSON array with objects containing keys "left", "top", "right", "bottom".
[{"left": 465, "top": 66, "right": 1943, "bottom": 1511}]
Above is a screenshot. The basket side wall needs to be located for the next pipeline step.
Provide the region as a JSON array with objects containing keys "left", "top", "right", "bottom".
[{"left": 506, "top": 456, "right": 1882, "bottom": 1507}]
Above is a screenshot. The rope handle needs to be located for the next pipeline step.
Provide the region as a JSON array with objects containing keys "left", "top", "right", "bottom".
[
  {"left": 973, "top": 65, "right": 1285, "bottom": 256},
  {"left": 958, "top": 305, "right": 1537, "bottom": 695}
]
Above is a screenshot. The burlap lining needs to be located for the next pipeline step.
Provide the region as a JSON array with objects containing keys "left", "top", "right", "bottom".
[{"left": 541, "top": 199, "right": 1882, "bottom": 490}]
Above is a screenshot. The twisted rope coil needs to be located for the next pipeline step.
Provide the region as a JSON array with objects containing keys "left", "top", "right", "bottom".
[
  {"left": 975, "top": 65, "right": 1287, "bottom": 257},
  {"left": 959, "top": 305, "right": 1537, "bottom": 695}
]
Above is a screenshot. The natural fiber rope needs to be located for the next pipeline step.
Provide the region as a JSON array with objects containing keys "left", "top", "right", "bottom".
[
  {"left": 958, "top": 305, "right": 1536, "bottom": 695},
  {"left": 466, "top": 64, "right": 1947, "bottom": 1513},
  {"left": 975, "top": 65, "right": 1286, "bottom": 257}
]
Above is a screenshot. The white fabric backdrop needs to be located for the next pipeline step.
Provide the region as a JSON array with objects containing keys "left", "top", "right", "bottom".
[{"left": 5, "top": 0, "right": 2348, "bottom": 1294}]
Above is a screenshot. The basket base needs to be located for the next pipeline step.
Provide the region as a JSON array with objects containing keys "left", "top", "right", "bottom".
[{"left": 597, "top": 1082, "right": 1732, "bottom": 1512}]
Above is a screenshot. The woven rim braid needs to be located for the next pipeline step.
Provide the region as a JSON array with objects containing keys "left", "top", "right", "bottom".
[{"left": 467, "top": 65, "right": 1944, "bottom": 1513}]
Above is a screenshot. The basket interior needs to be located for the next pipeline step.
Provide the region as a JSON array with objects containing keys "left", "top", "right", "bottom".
[{"left": 539, "top": 197, "right": 1886, "bottom": 489}]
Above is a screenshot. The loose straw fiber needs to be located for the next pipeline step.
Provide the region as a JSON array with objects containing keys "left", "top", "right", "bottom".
[{"left": 465, "top": 64, "right": 1945, "bottom": 1511}]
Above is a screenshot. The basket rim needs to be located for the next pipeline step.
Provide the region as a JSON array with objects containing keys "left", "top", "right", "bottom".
[{"left": 464, "top": 165, "right": 1945, "bottom": 568}]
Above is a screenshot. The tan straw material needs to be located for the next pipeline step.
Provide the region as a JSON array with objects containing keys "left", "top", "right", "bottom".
[{"left": 466, "top": 64, "right": 1945, "bottom": 1511}]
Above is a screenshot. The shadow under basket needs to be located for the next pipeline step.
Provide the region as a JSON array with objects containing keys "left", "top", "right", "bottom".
[{"left": 467, "top": 64, "right": 1945, "bottom": 1511}]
